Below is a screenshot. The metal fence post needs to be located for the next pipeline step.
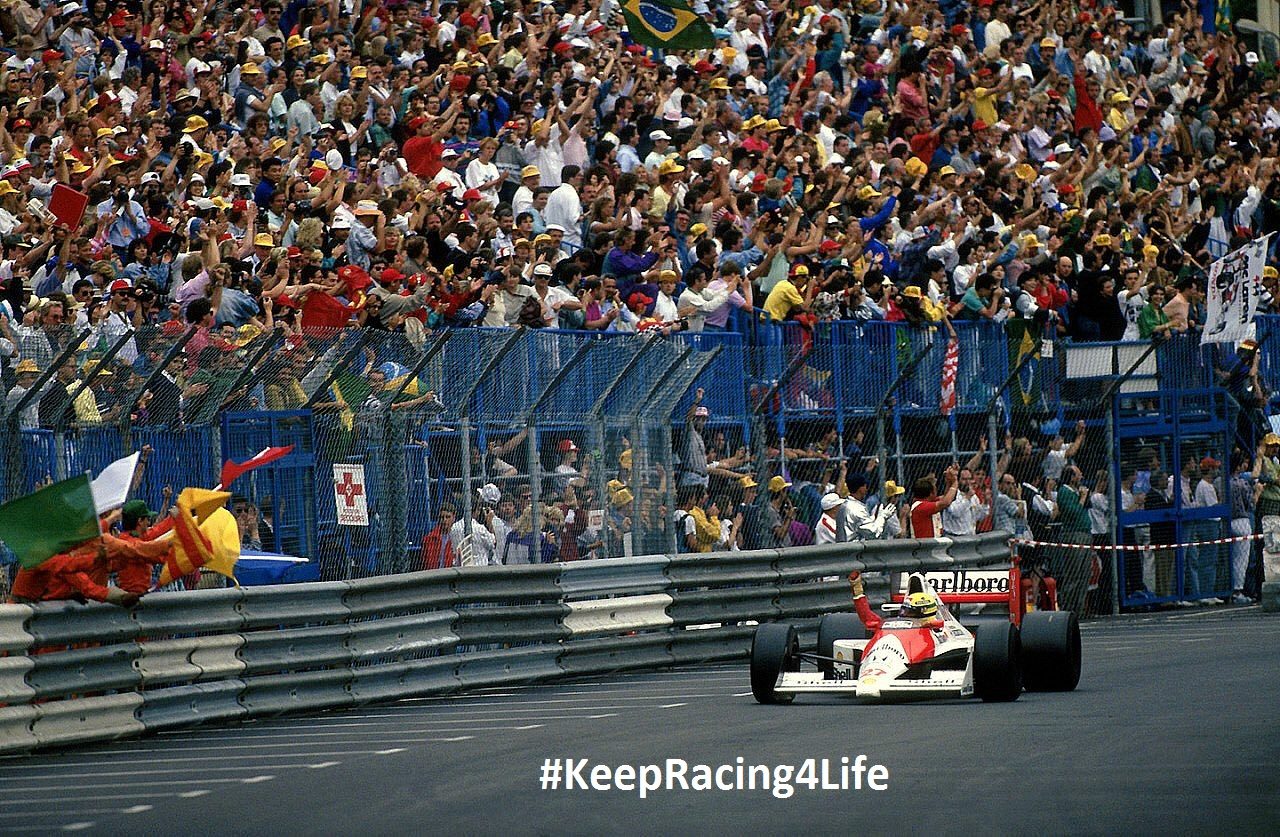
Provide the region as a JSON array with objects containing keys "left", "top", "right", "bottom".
[{"left": 1106, "top": 401, "right": 1121, "bottom": 616}]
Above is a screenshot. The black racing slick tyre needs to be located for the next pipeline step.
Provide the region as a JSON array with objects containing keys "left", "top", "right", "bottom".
[
  {"left": 973, "top": 622, "right": 1023, "bottom": 702},
  {"left": 816, "top": 613, "right": 866, "bottom": 679},
  {"left": 1020, "top": 610, "right": 1082, "bottom": 692},
  {"left": 751, "top": 623, "right": 799, "bottom": 704}
]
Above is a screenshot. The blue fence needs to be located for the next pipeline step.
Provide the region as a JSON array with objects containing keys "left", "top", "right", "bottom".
[{"left": 5, "top": 315, "right": 1277, "bottom": 586}]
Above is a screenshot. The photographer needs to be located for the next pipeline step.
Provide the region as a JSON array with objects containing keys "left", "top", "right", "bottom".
[{"left": 761, "top": 475, "right": 796, "bottom": 549}]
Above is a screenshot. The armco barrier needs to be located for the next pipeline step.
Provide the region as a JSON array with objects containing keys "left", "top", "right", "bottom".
[{"left": 0, "top": 534, "right": 1011, "bottom": 754}]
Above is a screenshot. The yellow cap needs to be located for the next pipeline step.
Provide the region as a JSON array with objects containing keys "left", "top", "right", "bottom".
[
  {"left": 1265, "top": 266, "right": 1279, "bottom": 279},
  {"left": 905, "top": 157, "right": 928, "bottom": 178},
  {"left": 351, "top": 65, "right": 368, "bottom": 79},
  {"left": 658, "top": 159, "right": 685, "bottom": 175},
  {"left": 858, "top": 184, "right": 882, "bottom": 199},
  {"left": 183, "top": 115, "right": 209, "bottom": 132},
  {"left": 902, "top": 285, "right": 923, "bottom": 298},
  {"left": 521, "top": 165, "right": 540, "bottom": 178},
  {"left": 768, "top": 475, "right": 791, "bottom": 492},
  {"left": 254, "top": 232, "right": 274, "bottom": 247},
  {"left": 240, "top": 62, "right": 263, "bottom": 75}
]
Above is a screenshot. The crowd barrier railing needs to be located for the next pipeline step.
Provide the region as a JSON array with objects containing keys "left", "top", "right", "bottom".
[{"left": 0, "top": 532, "right": 1011, "bottom": 754}]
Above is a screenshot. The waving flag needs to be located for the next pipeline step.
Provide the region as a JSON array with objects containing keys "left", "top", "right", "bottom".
[
  {"left": 0, "top": 475, "right": 100, "bottom": 569},
  {"left": 620, "top": 0, "right": 714, "bottom": 50},
  {"left": 90, "top": 452, "right": 140, "bottom": 515},
  {"left": 157, "top": 488, "right": 238, "bottom": 586},
  {"left": 939, "top": 336, "right": 960, "bottom": 416},
  {"left": 219, "top": 445, "right": 295, "bottom": 490}
]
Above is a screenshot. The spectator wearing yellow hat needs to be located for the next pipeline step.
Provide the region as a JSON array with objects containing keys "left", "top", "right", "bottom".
[{"left": 764, "top": 262, "right": 814, "bottom": 322}]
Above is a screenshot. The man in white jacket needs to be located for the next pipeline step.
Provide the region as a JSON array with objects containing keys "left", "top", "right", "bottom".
[
  {"left": 676, "top": 270, "right": 732, "bottom": 332},
  {"left": 842, "top": 475, "right": 895, "bottom": 540}
]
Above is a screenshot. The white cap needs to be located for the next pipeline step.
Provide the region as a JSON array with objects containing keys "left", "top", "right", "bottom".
[
  {"left": 189, "top": 173, "right": 205, "bottom": 183},
  {"left": 821, "top": 492, "right": 843, "bottom": 511},
  {"left": 569, "top": 37, "right": 591, "bottom": 49},
  {"left": 477, "top": 483, "right": 501, "bottom": 505},
  {"left": 230, "top": 173, "right": 252, "bottom": 187},
  {"left": 440, "top": 148, "right": 459, "bottom": 158},
  {"left": 1246, "top": 51, "right": 1260, "bottom": 65},
  {"left": 140, "top": 171, "right": 161, "bottom": 184},
  {"left": 545, "top": 223, "right": 566, "bottom": 233},
  {"left": 1053, "top": 142, "right": 1073, "bottom": 155},
  {"left": 332, "top": 216, "right": 351, "bottom": 229},
  {"left": 533, "top": 262, "right": 553, "bottom": 276},
  {"left": 677, "top": 117, "right": 695, "bottom": 130},
  {"left": 649, "top": 130, "right": 671, "bottom": 141},
  {"left": 687, "top": 148, "right": 708, "bottom": 160}
]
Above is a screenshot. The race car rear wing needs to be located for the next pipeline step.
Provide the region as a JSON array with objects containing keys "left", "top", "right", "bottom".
[{"left": 889, "top": 568, "right": 1022, "bottom": 623}]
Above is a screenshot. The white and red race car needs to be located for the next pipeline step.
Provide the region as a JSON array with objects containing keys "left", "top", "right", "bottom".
[{"left": 750, "top": 567, "right": 1081, "bottom": 704}]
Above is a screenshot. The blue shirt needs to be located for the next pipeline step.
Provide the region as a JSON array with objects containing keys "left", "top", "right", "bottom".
[{"left": 95, "top": 199, "right": 150, "bottom": 248}]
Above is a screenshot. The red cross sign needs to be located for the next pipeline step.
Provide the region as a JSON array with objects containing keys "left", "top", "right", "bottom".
[{"left": 332, "top": 464, "right": 369, "bottom": 526}]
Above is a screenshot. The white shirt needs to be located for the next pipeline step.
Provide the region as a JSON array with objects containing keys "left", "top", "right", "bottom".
[
  {"left": 677, "top": 285, "right": 730, "bottom": 332},
  {"left": 543, "top": 183, "right": 583, "bottom": 248},
  {"left": 815, "top": 512, "right": 840, "bottom": 544},
  {"left": 451, "top": 517, "right": 498, "bottom": 566},
  {"left": 941, "top": 491, "right": 986, "bottom": 536},
  {"left": 523, "top": 128, "right": 565, "bottom": 188},
  {"left": 465, "top": 158, "right": 501, "bottom": 205}
]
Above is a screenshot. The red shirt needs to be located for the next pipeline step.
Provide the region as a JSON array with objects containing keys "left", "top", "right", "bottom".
[
  {"left": 404, "top": 135, "right": 444, "bottom": 180},
  {"left": 908, "top": 499, "right": 943, "bottom": 538},
  {"left": 420, "top": 524, "right": 456, "bottom": 571}
]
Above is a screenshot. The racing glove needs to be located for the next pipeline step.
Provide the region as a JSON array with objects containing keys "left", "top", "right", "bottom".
[{"left": 848, "top": 570, "right": 865, "bottom": 599}]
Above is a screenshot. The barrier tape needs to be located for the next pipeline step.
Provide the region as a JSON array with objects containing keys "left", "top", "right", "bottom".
[{"left": 1012, "top": 534, "right": 1262, "bottom": 552}]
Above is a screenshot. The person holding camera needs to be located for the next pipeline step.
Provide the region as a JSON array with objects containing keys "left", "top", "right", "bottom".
[{"left": 760, "top": 475, "right": 795, "bottom": 549}]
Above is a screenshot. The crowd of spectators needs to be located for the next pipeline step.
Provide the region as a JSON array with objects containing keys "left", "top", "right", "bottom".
[{"left": 0, "top": 0, "right": 1277, "bottom": 607}]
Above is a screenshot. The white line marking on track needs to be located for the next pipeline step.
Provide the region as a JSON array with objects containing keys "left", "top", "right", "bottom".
[
  {"left": 0, "top": 751, "right": 418, "bottom": 770},
  {"left": 1181, "top": 637, "right": 1213, "bottom": 642},
  {"left": 120, "top": 805, "right": 153, "bottom": 814},
  {"left": 732, "top": 692, "right": 754, "bottom": 697},
  {"left": 0, "top": 777, "right": 318, "bottom": 794},
  {"left": 241, "top": 775, "right": 275, "bottom": 784},
  {"left": 2, "top": 793, "right": 204, "bottom": 805},
  {"left": 660, "top": 703, "right": 687, "bottom": 708},
  {"left": 307, "top": 761, "right": 340, "bottom": 768},
  {"left": 0, "top": 765, "right": 384, "bottom": 781},
  {"left": 61, "top": 823, "right": 94, "bottom": 832},
  {"left": 179, "top": 791, "right": 211, "bottom": 798},
  {"left": 375, "top": 748, "right": 406, "bottom": 755}
]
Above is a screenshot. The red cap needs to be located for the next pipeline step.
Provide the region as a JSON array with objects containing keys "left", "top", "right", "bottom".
[
  {"left": 976, "top": 0, "right": 992, "bottom": 6},
  {"left": 231, "top": 198, "right": 247, "bottom": 211},
  {"left": 693, "top": 59, "right": 714, "bottom": 74},
  {"left": 421, "top": 15, "right": 437, "bottom": 27},
  {"left": 380, "top": 267, "right": 406, "bottom": 284},
  {"left": 406, "top": 115, "right": 428, "bottom": 132},
  {"left": 338, "top": 264, "right": 372, "bottom": 291},
  {"left": 161, "top": 319, "right": 185, "bottom": 336},
  {"left": 972, "top": 119, "right": 989, "bottom": 131},
  {"left": 751, "top": 173, "right": 767, "bottom": 193},
  {"left": 1200, "top": 456, "right": 1220, "bottom": 469},
  {"left": 462, "top": 188, "right": 482, "bottom": 201},
  {"left": 11, "top": 118, "right": 30, "bottom": 129},
  {"left": 108, "top": 278, "right": 133, "bottom": 293},
  {"left": 552, "top": 41, "right": 572, "bottom": 54},
  {"left": 41, "top": 49, "right": 63, "bottom": 63},
  {"left": 627, "top": 291, "right": 654, "bottom": 308},
  {"left": 1089, "top": 28, "right": 1103, "bottom": 38},
  {"left": 625, "top": 44, "right": 645, "bottom": 54},
  {"left": 1059, "top": 183, "right": 1076, "bottom": 194},
  {"left": 1047, "top": 89, "right": 1061, "bottom": 100},
  {"left": 557, "top": 439, "right": 578, "bottom": 453},
  {"left": 107, "top": 10, "right": 132, "bottom": 26},
  {"left": 977, "top": 66, "right": 993, "bottom": 77},
  {"left": 950, "top": 24, "right": 967, "bottom": 35},
  {"left": 286, "top": 246, "right": 303, "bottom": 259},
  {"left": 459, "top": 11, "right": 478, "bottom": 27},
  {"left": 435, "top": 181, "right": 453, "bottom": 193},
  {"left": 819, "top": 239, "right": 841, "bottom": 253}
]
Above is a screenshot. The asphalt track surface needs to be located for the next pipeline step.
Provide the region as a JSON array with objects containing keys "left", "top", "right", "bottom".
[{"left": 2, "top": 607, "right": 1277, "bottom": 835}]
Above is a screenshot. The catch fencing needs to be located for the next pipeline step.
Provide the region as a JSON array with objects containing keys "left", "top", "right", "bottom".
[
  {"left": 4, "top": 314, "right": 1279, "bottom": 606},
  {"left": 0, "top": 532, "right": 1010, "bottom": 755}
]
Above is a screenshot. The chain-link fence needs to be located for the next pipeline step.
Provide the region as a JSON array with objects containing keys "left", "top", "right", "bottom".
[{"left": 1, "top": 314, "right": 1271, "bottom": 601}]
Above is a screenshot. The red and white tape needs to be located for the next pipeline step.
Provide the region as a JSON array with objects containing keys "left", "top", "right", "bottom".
[{"left": 1012, "top": 534, "right": 1262, "bottom": 552}]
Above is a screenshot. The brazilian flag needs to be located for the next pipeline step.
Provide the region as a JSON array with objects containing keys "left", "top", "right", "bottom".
[
  {"left": 1215, "top": 0, "right": 1233, "bottom": 32},
  {"left": 1006, "top": 318, "right": 1041, "bottom": 410},
  {"left": 621, "top": 0, "right": 714, "bottom": 50}
]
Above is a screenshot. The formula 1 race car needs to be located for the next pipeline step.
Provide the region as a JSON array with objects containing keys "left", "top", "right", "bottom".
[{"left": 750, "top": 567, "right": 1081, "bottom": 704}]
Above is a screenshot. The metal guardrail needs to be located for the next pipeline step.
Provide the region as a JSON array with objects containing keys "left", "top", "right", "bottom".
[{"left": 0, "top": 533, "right": 1012, "bottom": 754}]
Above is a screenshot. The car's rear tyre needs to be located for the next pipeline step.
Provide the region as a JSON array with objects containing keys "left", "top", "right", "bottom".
[
  {"left": 1020, "top": 610, "right": 1081, "bottom": 692},
  {"left": 816, "top": 613, "right": 866, "bottom": 679},
  {"left": 751, "top": 623, "right": 799, "bottom": 704},
  {"left": 973, "top": 622, "right": 1022, "bottom": 702}
]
